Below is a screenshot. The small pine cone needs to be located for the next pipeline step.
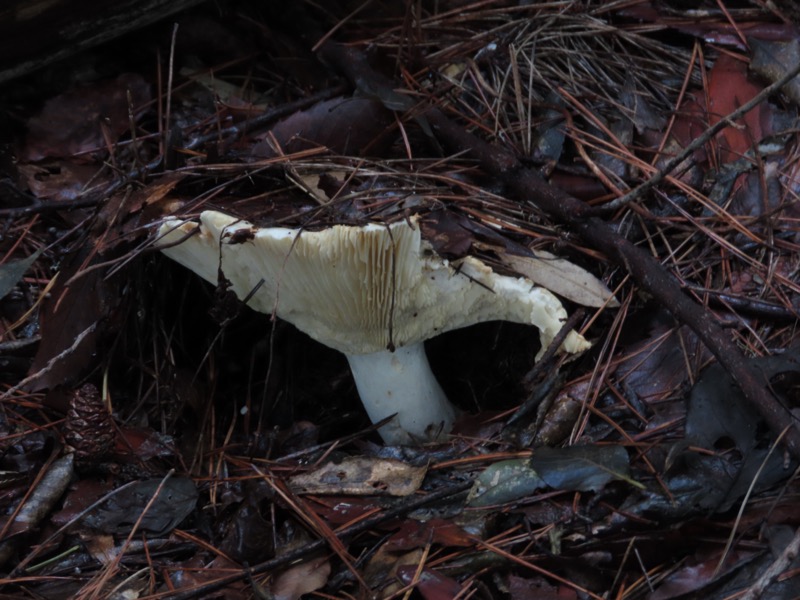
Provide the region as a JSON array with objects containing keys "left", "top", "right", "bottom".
[{"left": 64, "top": 383, "right": 116, "bottom": 461}]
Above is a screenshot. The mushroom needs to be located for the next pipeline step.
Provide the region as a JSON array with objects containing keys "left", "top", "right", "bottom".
[{"left": 157, "top": 210, "right": 590, "bottom": 445}]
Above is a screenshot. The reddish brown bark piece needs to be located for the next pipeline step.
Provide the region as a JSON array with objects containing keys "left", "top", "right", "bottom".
[{"left": 317, "top": 41, "right": 800, "bottom": 460}]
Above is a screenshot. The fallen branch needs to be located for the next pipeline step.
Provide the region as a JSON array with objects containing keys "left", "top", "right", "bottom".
[{"left": 317, "top": 42, "right": 800, "bottom": 460}]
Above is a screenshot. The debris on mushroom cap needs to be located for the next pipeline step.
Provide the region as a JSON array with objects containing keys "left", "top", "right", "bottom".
[{"left": 157, "top": 210, "right": 590, "bottom": 356}]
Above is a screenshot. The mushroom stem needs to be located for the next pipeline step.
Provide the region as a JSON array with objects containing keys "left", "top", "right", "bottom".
[{"left": 345, "top": 343, "right": 457, "bottom": 445}]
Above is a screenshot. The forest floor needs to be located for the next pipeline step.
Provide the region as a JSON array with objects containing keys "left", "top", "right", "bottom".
[{"left": 1, "top": 1, "right": 800, "bottom": 599}]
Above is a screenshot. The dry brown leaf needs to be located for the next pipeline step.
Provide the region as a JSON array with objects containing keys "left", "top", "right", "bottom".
[
  {"left": 271, "top": 556, "right": 331, "bottom": 600},
  {"left": 289, "top": 456, "right": 427, "bottom": 496},
  {"left": 502, "top": 251, "right": 619, "bottom": 308}
]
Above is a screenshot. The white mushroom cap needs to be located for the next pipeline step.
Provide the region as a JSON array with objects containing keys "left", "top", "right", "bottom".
[{"left": 157, "top": 210, "right": 590, "bottom": 357}]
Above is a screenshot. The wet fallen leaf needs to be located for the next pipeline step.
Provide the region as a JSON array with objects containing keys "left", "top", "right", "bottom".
[
  {"left": 51, "top": 478, "right": 113, "bottom": 529},
  {"left": 26, "top": 251, "right": 119, "bottom": 391},
  {"left": 82, "top": 477, "right": 197, "bottom": 535},
  {"left": 304, "top": 495, "right": 386, "bottom": 526},
  {"left": 181, "top": 67, "right": 268, "bottom": 114},
  {"left": 271, "top": 555, "right": 331, "bottom": 600},
  {"left": 384, "top": 518, "right": 473, "bottom": 551},
  {"left": 23, "top": 73, "right": 151, "bottom": 161},
  {"left": 289, "top": 456, "right": 427, "bottom": 496},
  {"left": 418, "top": 210, "right": 478, "bottom": 258},
  {"left": 0, "top": 453, "right": 74, "bottom": 566},
  {"left": 468, "top": 445, "right": 633, "bottom": 507},
  {"left": 531, "top": 445, "right": 633, "bottom": 491},
  {"left": 252, "top": 96, "right": 395, "bottom": 158},
  {"left": 84, "top": 533, "right": 116, "bottom": 564},
  {"left": 396, "top": 566, "right": 463, "bottom": 600},
  {"left": 532, "top": 91, "right": 567, "bottom": 165},
  {"left": 616, "top": 321, "right": 708, "bottom": 405},
  {"left": 114, "top": 427, "right": 179, "bottom": 461},
  {"left": 749, "top": 36, "right": 800, "bottom": 106},
  {"left": 18, "top": 162, "right": 109, "bottom": 201},
  {"left": 218, "top": 500, "right": 274, "bottom": 563},
  {"left": 650, "top": 548, "right": 755, "bottom": 600},
  {"left": 507, "top": 574, "right": 577, "bottom": 600}
]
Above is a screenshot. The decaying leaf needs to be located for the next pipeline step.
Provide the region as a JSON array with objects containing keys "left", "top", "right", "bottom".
[
  {"left": 615, "top": 322, "right": 707, "bottom": 405},
  {"left": 467, "top": 458, "right": 544, "bottom": 508},
  {"left": 289, "top": 456, "right": 427, "bottom": 496},
  {"left": 82, "top": 477, "right": 197, "bottom": 535},
  {"left": 502, "top": 251, "right": 618, "bottom": 308},
  {"left": 302, "top": 495, "right": 386, "bottom": 526},
  {"left": 252, "top": 97, "right": 395, "bottom": 158},
  {"left": 384, "top": 518, "right": 473, "bottom": 551},
  {"left": 468, "top": 446, "right": 632, "bottom": 507},
  {"left": 271, "top": 556, "right": 331, "bottom": 600},
  {"left": 84, "top": 533, "right": 116, "bottom": 564},
  {"left": 25, "top": 251, "right": 119, "bottom": 391},
  {"left": 530, "top": 380, "right": 586, "bottom": 447},
  {"left": 18, "top": 162, "right": 109, "bottom": 202},
  {"left": 531, "top": 446, "right": 633, "bottom": 491}
]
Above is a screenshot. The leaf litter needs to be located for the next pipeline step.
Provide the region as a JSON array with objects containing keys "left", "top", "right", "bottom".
[{"left": 1, "top": 1, "right": 800, "bottom": 599}]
